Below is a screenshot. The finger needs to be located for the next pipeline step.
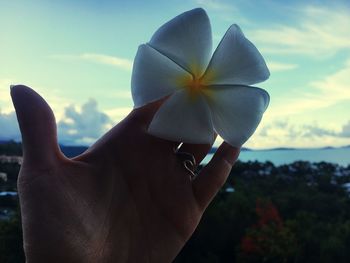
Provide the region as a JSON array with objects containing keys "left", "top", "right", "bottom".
[
  {"left": 94, "top": 96, "right": 179, "bottom": 153},
  {"left": 176, "top": 143, "right": 212, "bottom": 167},
  {"left": 192, "top": 142, "right": 240, "bottom": 209},
  {"left": 128, "top": 96, "right": 169, "bottom": 129},
  {"left": 177, "top": 134, "right": 217, "bottom": 166},
  {"left": 10, "top": 85, "right": 61, "bottom": 166},
  {"left": 126, "top": 96, "right": 181, "bottom": 149}
]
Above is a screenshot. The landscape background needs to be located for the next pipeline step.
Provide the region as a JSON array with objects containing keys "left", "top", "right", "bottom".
[
  {"left": 1, "top": 141, "right": 350, "bottom": 262},
  {"left": 1, "top": 0, "right": 350, "bottom": 262}
]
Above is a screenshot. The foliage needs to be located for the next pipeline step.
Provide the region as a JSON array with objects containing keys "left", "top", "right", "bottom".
[
  {"left": 175, "top": 160, "right": 350, "bottom": 263},
  {"left": 0, "top": 162, "right": 21, "bottom": 192},
  {"left": 237, "top": 199, "right": 297, "bottom": 263},
  {"left": 0, "top": 209, "right": 25, "bottom": 263},
  {"left": 0, "top": 141, "right": 22, "bottom": 156},
  {"left": 1, "top": 158, "right": 350, "bottom": 262}
]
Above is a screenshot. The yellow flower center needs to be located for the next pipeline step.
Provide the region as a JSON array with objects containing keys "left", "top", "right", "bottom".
[
  {"left": 176, "top": 68, "right": 216, "bottom": 100},
  {"left": 187, "top": 76, "right": 204, "bottom": 93},
  {"left": 181, "top": 75, "right": 209, "bottom": 101}
]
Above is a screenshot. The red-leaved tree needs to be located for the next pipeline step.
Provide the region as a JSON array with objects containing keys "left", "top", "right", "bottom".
[{"left": 238, "top": 199, "right": 297, "bottom": 263}]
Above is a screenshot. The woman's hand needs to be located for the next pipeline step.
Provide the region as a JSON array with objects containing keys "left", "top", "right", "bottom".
[{"left": 11, "top": 85, "right": 239, "bottom": 263}]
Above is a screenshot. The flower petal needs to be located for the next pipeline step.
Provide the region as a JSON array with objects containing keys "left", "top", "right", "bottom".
[
  {"left": 206, "top": 85, "right": 269, "bottom": 146},
  {"left": 148, "top": 90, "right": 214, "bottom": 144},
  {"left": 148, "top": 8, "right": 212, "bottom": 76},
  {"left": 202, "top": 25, "right": 270, "bottom": 85},
  {"left": 131, "top": 44, "right": 192, "bottom": 108}
]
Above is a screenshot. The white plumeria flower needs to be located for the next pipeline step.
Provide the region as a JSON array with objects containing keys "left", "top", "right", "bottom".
[{"left": 131, "top": 8, "right": 270, "bottom": 147}]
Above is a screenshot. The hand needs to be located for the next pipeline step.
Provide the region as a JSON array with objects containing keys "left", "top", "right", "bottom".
[{"left": 11, "top": 85, "right": 240, "bottom": 263}]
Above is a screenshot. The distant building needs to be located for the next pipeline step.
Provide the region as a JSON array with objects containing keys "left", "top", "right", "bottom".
[
  {"left": 343, "top": 183, "right": 350, "bottom": 193},
  {"left": 0, "top": 191, "right": 18, "bottom": 197},
  {"left": 225, "top": 187, "right": 235, "bottom": 193},
  {"left": 0, "top": 208, "right": 16, "bottom": 221},
  {"left": 0, "top": 155, "right": 23, "bottom": 164},
  {"left": 0, "top": 172, "right": 7, "bottom": 182}
]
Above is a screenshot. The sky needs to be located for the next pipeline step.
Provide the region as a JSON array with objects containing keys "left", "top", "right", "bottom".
[{"left": 1, "top": 0, "right": 350, "bottom": 149}]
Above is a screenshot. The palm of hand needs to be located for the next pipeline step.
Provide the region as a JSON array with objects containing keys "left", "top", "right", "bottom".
[{"left": 12, "top": 85, "right": 239, "bottom": 263}]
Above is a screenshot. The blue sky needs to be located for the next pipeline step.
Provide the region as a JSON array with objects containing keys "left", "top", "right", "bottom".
[{"left": 1, "top": 0, "right": 350, "bottom": 148}]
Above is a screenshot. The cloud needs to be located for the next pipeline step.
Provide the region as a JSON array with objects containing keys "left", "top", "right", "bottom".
[
  {"left": 193, "top": 0, "right": 250, "bottom": 25},
  {"left": 0, "top": 110, "right": 20, "bottom": 141},
  {"left": 310, "top": 61, "right": 350, "bottom": 101},
  {"left": 0, "top": 79, "right": 21, "bottom": 141},
  {"left": 105, "top": 107, "right": 132, "bottom": 122},
  {"left": 267, "top": 61, "right": 298, "bottom": 72},
  {"left": 0, "top": 79, "right": 11, "bottom": 99},
  {"left": 259, "top": 121, "right": 301, "bottom": 139},
  {"left": 58, "top": 99, "right": 113, "bottom": 145},
  {"left": 195, "top": 0, "right": 234, "bottom": 11},
  {"left": 259, "top": 119, "right": 350, "bottom": 143},
  {"left": 301, "top": 125, "right": 336, "bottom": 138},
  {"left": 49, "top": 53, "right": 133, "bottom": 71},
  {"left": 249, "top": 120, "right": 348, "bottom": 149},
  {"left": 1, "top": 78, "right": 74, "bottom": 123},
  {"left": 0, "top": 98, "right": 131, "bottom": 145},
  {"left": 267, "top": 58, "right": 350, "bottom": 118},
  {"left": 339, "top": 121, "right": 350, "bottom": 137},
  {"left": 251, "top": 5, "right": 350, "bottom": 57},
  {"left": 111, "top": 90, "right": 132, "bottom": 100},
  {"left": 0, "top": 79, "right": 14, "bottom": 112}
]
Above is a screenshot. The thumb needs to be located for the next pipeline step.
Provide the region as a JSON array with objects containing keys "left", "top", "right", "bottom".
[{"left": 11, "top": 85, "right": 61, "bottom": 166}]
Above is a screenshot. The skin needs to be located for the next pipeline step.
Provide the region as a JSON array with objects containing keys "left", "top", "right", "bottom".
[{"left": 11, "top": 85, "right": 240, "bottom": 263}]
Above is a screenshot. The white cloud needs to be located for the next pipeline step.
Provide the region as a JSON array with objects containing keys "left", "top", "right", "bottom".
[
  {"left": 1, "top": 78, "right": 131, "bottom": 145},
  {"left": 251, "top": 58, "right": 350, "bottom": 148},
  {"left": 251, "top": 5, "right": 350, "bottom": 57},
  {"left": 1, "top": 78, "right": 72, "bottom": 122},
  {"left": 246, "top": 119, "right": 350, "bottom": 149},
  {"left": 267, "top": 61, "right": 298, "bottom": 72},
  {"left": 267, "top": 58, "right": 350, "bottom": 118},
  {"left": 0, "top": 78, "right": 14, "bottom": 113},
  {"left": 105, "top": 107, "right": 132, "bottom": 122},
  {"left": 111, "top": 90, "right": 132, "bottom": 100},
  {"left": 58, "top": 99, "right": 113, "bottom": 145},
  {"left": 0, "top": 110, "right": 20, "bottom": 141},
  {"left": 195, "top": 0, "right": 234, "bottom": 11},
  {"left": 49, "top": 53, "right": 133, "bottom": 71},
  {"left": 285, "top": 121, "right": 347, "bottom": 140},
  {"left": 340, "top": 121, "right": 350, "bottom": 137},
  {"left": 193, "top": 0, "right": 251, "bottom": 25},
  {"left": 0, "top": 98, "right": 132, "bottom": 145},
  {"left": 310, "top": 61, "right": 350, "bottom": 100}
]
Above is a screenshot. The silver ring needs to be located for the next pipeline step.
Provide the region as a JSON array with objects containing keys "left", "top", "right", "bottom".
[{"left": 174, "top": 148, "right": 197, "bottom": 178}]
